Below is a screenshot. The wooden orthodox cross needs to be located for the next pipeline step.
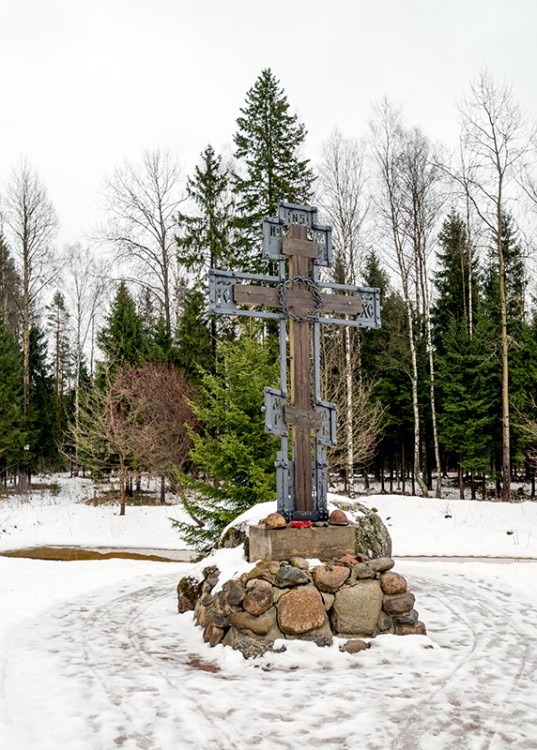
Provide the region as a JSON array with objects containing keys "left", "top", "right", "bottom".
[{"left": 209, "top": 203, "right": 381, "bottom": 522}]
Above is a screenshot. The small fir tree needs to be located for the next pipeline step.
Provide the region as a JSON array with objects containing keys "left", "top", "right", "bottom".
[
  {"left": 176, "top": 288, "right": 213, "bottom": 381},
  {"left": 172, "top": 326, "right": 279, "bottom": 554},
  {"left": 97, "top": 281, "right": 146, "bottom": 370}
]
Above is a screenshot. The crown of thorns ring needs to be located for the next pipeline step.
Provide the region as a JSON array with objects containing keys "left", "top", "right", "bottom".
[{"left": 278, "top": 276, "right": 324, "bottom": 322}]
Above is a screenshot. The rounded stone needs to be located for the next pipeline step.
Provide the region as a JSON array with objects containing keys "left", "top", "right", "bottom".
[
  {"left": 274, "top": 565, "right": 310, "bottom": 588},
  {"left": 243, "top": 580, "right": 274, "bottom": 616},
  {"left": 337, "top": 554, "right": 359, "bottom": 565},
  {"left": 277, "top": 586, "right": 328, "bottom": 635},
  {"left": 312, "top": 564, "right": 351, "bottom": 593},
  {"left": 377, "top": 612, "right": 393, "bottom": 632},
  {"left": 351, "top": 563, "right": 376, "bottom": 581},
  {"left": 224, "top": 580, "right": 247, "bottom": 609},
  {"left": 329, "top": 509, "right": 349, "bottom": 526},
  {"left": 380, "top": 571, "right": 408, "bottom": 595},
  {"left": 203, "top": 621, "right": 225, "bottom": 647},
  {"left": 265, "top": 512, "right": 287, "bottom": 529},
  {"left": 367, "top": 557, "right": 395, "bottom": 573},
  {"left": 290, "top": 556, "right": 309, "bottom": 570},
  {"left": 383, "top": 592, "right": 416, "bottom": 616},
  {"left": 393, "top": 608, "right": 418, "bottom": 625},
  {"left": 396, "top": 621, "right": 427, "bottom": 636},
  {"left": 331, "top": 580, "right": 383, "bottom": 637},
  {"left": 353, "top": 504, "right": 392, "bottom": 559},
  {"left": 339, "top": 639, "right": 371, "bottom": 654},
  {"left": 230, "top": 607, "right": 277, "bottom": 636}
]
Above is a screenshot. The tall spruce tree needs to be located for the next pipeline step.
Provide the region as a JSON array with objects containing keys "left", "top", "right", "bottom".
[
  {"left": 433, "top": 210, "right": 479, "bottom": 350},
  {"left": 482, "top": 212, "right": 530, "bottom": 475},
  {"left": 176, "top": 144, "right": 235, "bottom": 371},
  {"left": 436, "top": 319, "right": 496, "bottom": 498},
  {"left": 47, "top": 291, "right": 72, "bottom": 434},
  {"left": 233, "top": 68, "right": 315, "bottom": 270},
  {"left": 432, "top": 211, "right": 492, "bottom": 495},
  {"left": 177, "top": 144, "right": 234, "bottom": 283},
  {"left": 27, "top": 325, "right": 58, "bottom": 473}
]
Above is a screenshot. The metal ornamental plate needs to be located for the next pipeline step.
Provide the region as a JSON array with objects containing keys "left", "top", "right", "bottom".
[{"left": 263, "top": 202, "right": 332, "bottom": 267}]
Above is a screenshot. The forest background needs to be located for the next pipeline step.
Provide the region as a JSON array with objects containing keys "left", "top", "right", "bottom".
[{"left": 2, "top": 66, "right": 537, "bottom": 548}]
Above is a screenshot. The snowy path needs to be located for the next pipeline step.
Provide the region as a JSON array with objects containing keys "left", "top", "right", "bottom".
[{"left": 1, "top": 561, "right": 536, "bottom": 750}]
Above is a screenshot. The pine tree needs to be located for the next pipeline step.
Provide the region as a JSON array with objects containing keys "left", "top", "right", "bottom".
[
  {"left": 172, "top": 326, "right": 279, "bottom": 554},
  {"left": 233, "top": 68, "right": 315, "bottom": 270},
  {"left": 97, "top": 281, "right": 146, "bottom": 370}
]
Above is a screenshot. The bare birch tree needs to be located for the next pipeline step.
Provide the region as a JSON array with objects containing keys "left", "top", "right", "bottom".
[
  {"left": 370, "top": 100, "right": 429, "bottom": 496},
  {"left": 317, "top": 129, "right": 370, "bottom": 495},
  {"left": 320, "top": 329, "right": 385, "bottom": 484},
  {"left": 63, "top": 243, "right": 111, "bottom": 471},
  {"left": 100, "top": 150, "right": 183, "bottom": 338},
  {"left": 397, "top": 128, "right": 444, "bottom": 497}
]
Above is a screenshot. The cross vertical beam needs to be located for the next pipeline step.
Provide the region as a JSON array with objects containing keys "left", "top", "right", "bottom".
[{"left": 288, "top": 225, "right": 313, "bottom": 512}]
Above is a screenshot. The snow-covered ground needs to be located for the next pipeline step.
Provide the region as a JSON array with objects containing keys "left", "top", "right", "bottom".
[{"left": 1, "top": 476, "right": 536, "bottom": 749}]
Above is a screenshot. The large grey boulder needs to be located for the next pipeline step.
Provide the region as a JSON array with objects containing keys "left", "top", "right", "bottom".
[{"left": 344, "top": 501, "right": 393, "bottom": 559}]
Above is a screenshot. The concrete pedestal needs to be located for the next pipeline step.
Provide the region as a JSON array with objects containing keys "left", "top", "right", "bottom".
[{"left": 248, "top": 523, "right": 355, "bottom": 562}]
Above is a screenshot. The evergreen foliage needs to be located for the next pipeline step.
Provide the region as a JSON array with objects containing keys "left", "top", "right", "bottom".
[
  {"left": 0, "top": 314, "right": 24, "bottom": 477},
  {"left": 172, "top": 326, "right": 279, "bottom": 554},
  {"left": 97, "top": 281, "right": 146, "bottom": 370},
  {"left": 432, "top": 210, "right": 479, "bottom": 348},
  {"left": 177, "top": 144, "right": 235, "bottom": 282},
  {"left": 436, "top": 320, "right": 496, "bottom": 477},
  {"left": 232, "top": 69, "right": 315, "bottom": 270},
  {"left": 27, "top": 326, "right": 58, "bottom": 471},
  {"left": 0, "top": 233, "right": 22, "bottom": 335},
  {"left": 176, "top": 288, "right": 213, "bottom": 380}
]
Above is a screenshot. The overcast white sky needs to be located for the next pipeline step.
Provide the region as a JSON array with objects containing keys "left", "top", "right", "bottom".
[{"left": 1, "top": 0, "right": 536, "bottom": 248}]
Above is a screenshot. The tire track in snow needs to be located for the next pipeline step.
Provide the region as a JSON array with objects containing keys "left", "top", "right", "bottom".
[
  {"left": 387, "top": 571, "right": 537, "bottom": 749},
  {"left": 2, "top": 565, "right": 536, "bottom": 750}
]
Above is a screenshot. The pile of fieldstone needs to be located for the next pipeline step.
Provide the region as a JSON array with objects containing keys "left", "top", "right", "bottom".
[{"left": 178, "top": 554, "right": 426, "bottom": 658}]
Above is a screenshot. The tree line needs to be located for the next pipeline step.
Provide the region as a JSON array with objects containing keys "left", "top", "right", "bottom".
[{"left": 1, "top": 68, "right": 537, "bottom": 535}]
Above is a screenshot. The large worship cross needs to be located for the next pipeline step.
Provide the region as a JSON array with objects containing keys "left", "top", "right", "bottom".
[{"left": 209, "top": 203, "right": 381, "bottom": 522}]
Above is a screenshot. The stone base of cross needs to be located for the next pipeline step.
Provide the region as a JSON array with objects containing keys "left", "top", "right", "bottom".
[{"left": 209, "top": 203, "right": 381, "bottom": 522}]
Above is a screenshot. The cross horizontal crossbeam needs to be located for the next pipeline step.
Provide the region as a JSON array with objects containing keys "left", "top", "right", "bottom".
[{"left": 209, "top": 270, "right": 380, "bottom": 328}]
